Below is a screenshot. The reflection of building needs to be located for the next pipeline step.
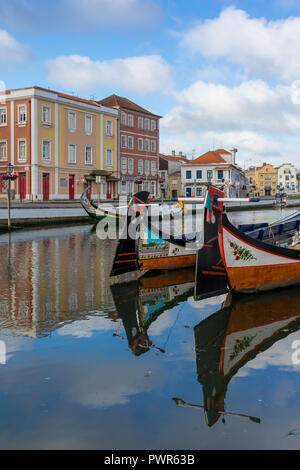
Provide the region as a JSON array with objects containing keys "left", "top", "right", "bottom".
[
  {"left": 98, "top": 95, "right": 161, "bottom": 198},
  {"left": 181, "top": 149, "right": 248, "bottom": 198},
  {"left": 0, "top": 86, "right": 119, "bottom": 200},
  {"left": 0, "top": 227, "right": 117, "bottom": 337}
]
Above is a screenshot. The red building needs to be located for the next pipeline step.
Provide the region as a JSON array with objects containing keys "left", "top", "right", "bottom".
[{"left": 98, "top": 95, "right": 161, "bottom": 197}]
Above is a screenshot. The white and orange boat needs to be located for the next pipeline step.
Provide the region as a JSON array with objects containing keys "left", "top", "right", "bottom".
[{"left": 218, "top": 212, "right": 300, "bottom": 293}]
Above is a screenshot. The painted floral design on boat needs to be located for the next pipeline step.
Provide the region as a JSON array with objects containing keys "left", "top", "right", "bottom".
[
  {"left": 229, "top": 241, "right": 256, "bottom": 261},
  {"left": 230, "top": 335, "right": 256, "bottom": 361}
]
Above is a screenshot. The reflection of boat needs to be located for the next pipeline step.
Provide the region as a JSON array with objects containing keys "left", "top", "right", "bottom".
[
  {"left": 111, "top": 267, "right": 228, "bottom": 356},
  {"left": 174, "top": 287, "right": 300, "bottom": 427},
  {"left": 110, "top": 268, "right": 195, "bottom": 356},
  {"left": 219, "top": 212, "right": 300, "bottom": 293}
]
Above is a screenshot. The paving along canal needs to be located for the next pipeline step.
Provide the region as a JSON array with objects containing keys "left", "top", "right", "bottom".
[{"left": 0, "top": 207, "right": 300, "bottom": 450}]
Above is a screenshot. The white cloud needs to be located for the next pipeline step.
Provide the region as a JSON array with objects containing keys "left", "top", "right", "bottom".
[
  {"left": 0, "top": 29, "right": 29, "bottom": 64},
  {"left": 180, "top": 7, "right": 300, "bottom": 81},
  {"left": 47, "top": 54, "right": 173, "bottom": 94}
]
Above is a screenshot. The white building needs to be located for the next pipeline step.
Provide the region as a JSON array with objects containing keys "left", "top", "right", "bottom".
[
  {"left": 181, "top": 148, "right": 248, "bottom": 198},
  {"left": 277, "top": 163, "right": 297, "bottom": 193}
]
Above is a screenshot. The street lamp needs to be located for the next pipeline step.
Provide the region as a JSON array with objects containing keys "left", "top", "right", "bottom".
[{"left": 6, "top": 163, "right": 14, "bottom": 230}]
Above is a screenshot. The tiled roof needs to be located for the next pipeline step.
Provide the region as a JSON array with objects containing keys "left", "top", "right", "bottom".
[
  {"left": 98, "top": 94, "right": 161, "bottom": 118},
  {"left": 186, "top": 150, "right": 228, "bottom": 165}
]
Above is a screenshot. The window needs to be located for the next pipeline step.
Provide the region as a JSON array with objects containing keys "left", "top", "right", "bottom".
[
  {"left": 106, "top": 149, "right": 112, "bottom": 168},
  {"left": 138, "top": 139, "right": 143, "bottom": 151},
  {"left": 138, "top": 117, "right": 143, "bottom": 129},
  {"left": 85, "top": 146, "right": 92, "bottom": 164},
  {"left": 106, "top": 119, "right": 112, "bottom": 137},
  {"left": 145, "top": 119, "right": 149, "bottom": 130},
  {"left": 85, "top": 115, "right": 92, "bottom": 134},
  {"left": 151, "top": 141, "right": 156, "bottom": 153},
  {"left": 145, "top": 139, "right": 150, "bottom": 152},
  {"left": 42, "top": 106, "right": 51, "bottom": 125},
  {"left": 121, "top": 113, "right": 127, "bottom": 125},
  {"left": 42, "top": 140, "right": 51, "bottom": 161},
  {"left": 18, "top": 105, "right": 27, "bottom": 124},
  {"left": 186, "top": 170, "right": 192, "bottom": 180},
  {"left": 68, "top": 144, "right": 76, "bottom": 163},
  {"left": 121, "top": 135, "right": 127, "bottom": 148},
  {"left": 128, "top": 158, "right": 134, "bottom": 174},
  {"left": 0, "top": 141, "right": 7, "bottom": 161},
  {"left": 121, "top": 181, "right": 127, "bottom": 194},
  {"left": 145, "top": 160, "right": 150, "bottom": 176},
  {"left": 138, "top": 160, "right": 143, "bottom": 174},
  {"left": 196, "top": 187, "right": 202, "bottom": 197},
  {"left": 68, "top": 112, "right": 76, "bottom": 131},
  {"left": 121, "top": 157, "right": 127, "bottom": 174},
  {"left": 128, "top": 136, "right": 134, "bottom": 149},
  {"left": 196, "top": 170, "right": 202, "bottom": 179},
  {"left": 128, "top": 115, "right": 133, "bottom": 127},
  {"left": 0, "top": 108, "right": 7, "bottom": 126},
  {"left": 151, "top": 120, "right": 156, "bottom": 131},
  {"left": 218, "top": 170, "right": 224, "bottom": 180},
  {"left": 18, "top": 139, "right": 26, "bottom": 161},
  {"left": 151, "top": 160, "right": 156, "bottom": 176},
  {"left": 207, "top": 170, "right": 213, "bottom": 181},
  {"left": 151, "top": 181, "right": 156, "bottom": 196}
]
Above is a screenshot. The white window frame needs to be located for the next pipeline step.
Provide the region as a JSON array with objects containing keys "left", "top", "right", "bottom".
[
  {"left": 106, "top": 149, "right": 113, "bottom": 168},
  {"left": 128, "top": 115, "right": 134, "bottom": 127},
  {"left": 138, "top": 117, "right": 143, "bottom": 129},
  {"left": 68, "top": 144, "right": 77, "bottom": 163},
  {"left": 145, "top": 160, "right": 150, "bottom": 176},
  {"left": 42, "top": 140, "right": 51, "bottom": 162},
  {"left": 145, "top": 139, "right": 150, "bottom": 152},
  {"left": 128, "top": 158, "right": 134, "bottom": 175},
  {"left": 85, "top": 114, "right": 92, "bottom": 135},
  {"left": 18, "top": 139, "right": 27, "bottom": 162},
  {"left": 151, "top": 181, "right": 156, "bottom": 196},
  {"left": 68, "top": 111, "right": 76, "bottom": 132},
  {"left": 121, "top": 181, "right": 127, "bottom": 194},
  {"left": 121, "top": 157, "right": 127, "bottom": 174},
  {"left": 106, "top": 119, "right": 113, "bottom": 137},
  {"left": 151, "top": 120, "right": 156, "bottom": 131},
  {"left": 151, "top": 140, "right": 156, "bottom": 153},
  {"left": 0, "top": 140, "right": 7, "bottom": 161},
  {"left": 42, "top": 105, "right": 51, "bottom": 126},
  {"left": 128, "top": 136, "right": 134, "bottom": 149},
  {"left": 18, "top": 104, "right": 27, "bottom": 125},
  {"left": 138, "top": 138, "right": 143, "bottom": 151},
  {"left": 121, "top": 135, "right": 127, "bottom": 148},
  {"left": 0, "top": 107, "right": 7, "bottom": 126},
  {"left": 151, "top": 160, "right": 156, "bottom": 176},
  {"left": 121, "top": 112, "right": 127, "bottom": 126},
  {"left": 85, "top": 146, "right": 93, "bottom": 165},
  {"left": 138, "top": 159, "right": 143, "bottom": 175},
  {"left": 144, "top": 119, "right": 150, "bottom": 130}
]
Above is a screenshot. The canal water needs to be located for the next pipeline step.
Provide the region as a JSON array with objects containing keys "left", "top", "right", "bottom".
[{"left": 0, "top": 207, "right": 300, "bottom": 450}]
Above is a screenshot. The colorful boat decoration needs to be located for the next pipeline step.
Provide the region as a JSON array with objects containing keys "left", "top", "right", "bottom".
[
  {"left": 174, "top": 286, "right": 300, "bottom": 427},
  {"left": 218, "top": 212, "right": 300, "bottom": 293}
]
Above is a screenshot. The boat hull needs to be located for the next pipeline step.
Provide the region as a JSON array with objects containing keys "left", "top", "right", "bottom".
[
  {"left": 139, "top": 254, "right": 196, "bottom": 271},
  {"left": 219, "top": 214, "right": 300, "bottom": 293}
]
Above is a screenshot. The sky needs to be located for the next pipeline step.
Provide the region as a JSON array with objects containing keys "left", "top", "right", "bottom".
[{"left": 1, "top": 0, "right": 300, "bottom": 168}]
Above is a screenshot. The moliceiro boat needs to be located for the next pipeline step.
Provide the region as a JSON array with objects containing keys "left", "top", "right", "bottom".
[{"left": 218, "top": 213, "right": 300, "bottom": 293}]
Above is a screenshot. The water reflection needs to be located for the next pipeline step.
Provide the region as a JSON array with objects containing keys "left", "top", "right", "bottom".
[
  {"left": 174, "top": 287, "right": 300, "bottom": 427},
  {"left": 0, "top": 226, "right": 117, "bottom": 337}
]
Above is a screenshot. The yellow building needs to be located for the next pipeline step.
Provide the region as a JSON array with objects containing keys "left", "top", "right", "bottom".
[
  {"left": 249, "top": 163, "right": 278, "bottom": 197},
  {"left": 0, "top": 86, "right": 119, "bottom": 200}
]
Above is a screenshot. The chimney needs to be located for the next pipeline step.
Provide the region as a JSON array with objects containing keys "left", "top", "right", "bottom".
[{"left": 231, "top": 148, "right": 238, "bottom": 164}]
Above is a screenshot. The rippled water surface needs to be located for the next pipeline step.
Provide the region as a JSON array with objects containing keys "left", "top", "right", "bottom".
[{"left": 0, "top": 208, "right": 300, "bottom": 449}]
